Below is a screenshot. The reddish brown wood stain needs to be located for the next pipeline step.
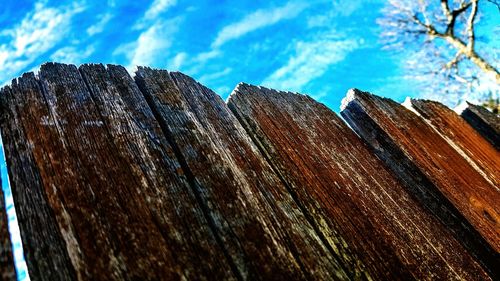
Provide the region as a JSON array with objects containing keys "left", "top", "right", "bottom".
[
  {"left": 409, "top": 99, "right": 499, "bottom": 187},
  {"left": 228, "top": 83, "right": 491, "bottom": 280},
  {"left": 341, "top": 89, "right": 500, "bottom": 277}
]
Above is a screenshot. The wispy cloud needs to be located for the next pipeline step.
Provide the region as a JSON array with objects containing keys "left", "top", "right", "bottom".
[
  {"left": 262, "top": 37, "right": 357, "bottom": 91},
  {"left": 144, "top": 0, "right": 177, "bottom": 19},
  {"left": 134, "top": 0, "right": 177, "bottom": 29},
  {"left": 211, "top": 1, "right": 309, "bottom": 48},
  {"left": 181, "top": 1, "right": 310, "bottom": 75},
  {"left": 87, "top": 13, "right": 113, "bottom": 36},
  {"left": 50, "top": 45, "right": 95, "bottom": 64},
  {"left": 198, "top": 67, "right": 232, "bottom": 83},
  {"left": 115, "top": 17, "right": 181, "bottom": 69},
  {"left": 0, "top": 1, "right": 85, "bottom": 84},
  {"left": 168, "top": 52, "right": 188, "bottom": 70}
]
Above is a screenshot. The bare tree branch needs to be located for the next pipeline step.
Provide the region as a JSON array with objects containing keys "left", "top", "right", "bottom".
[
  {"left": 466, "top": 0, "right": 478, "bottom": 51},
  {"left": 441, "top": 0, "right": 453, "bottom": 19},
  {"left": 445, "top": 52, "right": 464, "bottom": 69},
  {"left": 486, "top": 0, "right": 500, "bottom": 11},
  {"left": 442, "top": 1, "right": 472, "bottom": 35},
  {"left": 378, "top": 0, "right": 499, "bottom": 106},
  {"left": 411, "top": 13, "right": 444, "bottom": 38}
]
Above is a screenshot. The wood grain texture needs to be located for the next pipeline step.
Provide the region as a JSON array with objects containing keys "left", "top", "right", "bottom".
[
  {"left": 460, "top": 102, "right": 500, "bottom": 150},
  {"left": 0, "top": 73, "right": 77, "bottom": 281},
  {"left": 228, "top": 83, "right": 492, "bottom": 281},
  {"left": 78, "top": 63, "right": 235, "bottom": 281},
  {"left": 0, "top": 187, "right": 16, "bottom": 281},
  {"left": 0, "top": 63, "right": 235, "bottom": 281},
  {"left": 341, "top": 89, "right": 500, "bottom": 278},
  {"left": 2, "top": 62, "right": 499, "bottom": 280},
  {"left": 134, "top": 68, "right": 349, "bottom": 281},
  {"left": 408, "top": 99, "right": 499, "bottom": 187}
]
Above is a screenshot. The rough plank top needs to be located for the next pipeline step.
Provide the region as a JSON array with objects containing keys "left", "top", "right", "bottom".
[
  {"left": 459, "top": 102, "right": 500, "bottom": 150},
  {"left": 134, "top": 67, "right": 348, "bottom": 281},
  {"left": 228, "top": 83, "right": 492, "bottom": 281},
  {"left": 407, "top": 98, "right": 499, "bottom": 187},
  {"left": 341, "top": 89, "right": 500, "bottom": 278},
  {"left": 0, "top": 188, "right": 16, "bottom": 281}
]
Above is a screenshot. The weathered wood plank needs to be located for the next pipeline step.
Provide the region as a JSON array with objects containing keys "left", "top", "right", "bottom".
[
  {"left": 78, "top": 63, "right": 236, "bottom": 280},
  {"left": 408, "top": 99, "right": 499, "bottom": 186},
  {"left": 134, "top": 68, "right": 349, "bottom": 281},
  {"left": 341, "top": 89, "right": 500, "bottom": 278},
  {"left": 228, "top": 83, "right": 492, "bottom": 280},
  {"left": 459, "top": 102, "right": 499, "bottom": 150},
  {"left": 37, "top": 62, "right": 198, "bottom": 280},
  {"left": 0, "top": 186, "right": 16, "bottom": 281},
  {"left": 0, "top": 75, "right": 77, "bottom": 281},
  {"left": 0, "top": 62, "right": 238, "bottom": 280}
]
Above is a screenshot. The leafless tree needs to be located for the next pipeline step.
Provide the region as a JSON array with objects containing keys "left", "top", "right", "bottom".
[{"left": 378, "top": 0, "right": 499, "bottom": 105}]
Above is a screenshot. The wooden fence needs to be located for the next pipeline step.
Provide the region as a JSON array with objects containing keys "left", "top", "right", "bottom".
[{"left": 0, "top": 63, "right": 498, "bottom": 280}]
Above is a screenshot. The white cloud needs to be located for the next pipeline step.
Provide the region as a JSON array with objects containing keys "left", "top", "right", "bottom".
[
  {"left": 215, "top": 86, "right": 231, "bottom": 96},
  {"left": 262, "top": 37, "right": 357, "bottom": 91},
  {"left": 144, "top": 0, "right": 177, "bottom": 19},
  {"left": 211, "top": 1, "right": 309, "bottom": 48},
  {"left": 168, "top": 52, "right": 188, "bottom": 70},
  {"left": 331, "top": 0, "right": 365, "bottom": 17},
  {"left": 198, "top": 67, "right": 232, "bottom": 83},
  {"left": 134, "top": 0, "right": 177, "bottom": 29},
  {"left": 194, "top": 50, "right": 221, "bottom": 63},
  {"left": 86, "top": 13, "right": 113, "bottom": 36},
  {"left": 0, "top": 1, "right": 85, "bottom": 84},
  {"left": 307, "top": 14, "right": 331, "bottom": 28},
  {"left": 115, "top": 17, "right": 181, "bottom": 69},
  {"left": 179, "top": 1, "right": 311, "bottom": 75},
  {"left": 50, "top": 45, "right": 95, "bottom": 64}
]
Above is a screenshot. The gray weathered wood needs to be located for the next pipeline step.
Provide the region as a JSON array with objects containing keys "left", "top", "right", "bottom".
[
  {"left": 135, "top": 68, "right": 350, "bottom": 281},
  {"left": 228, "top": 83, "right": 492, "bottom": 280},
  {"left": 341, "top": 89, "right": 500, "bottom": 278}
]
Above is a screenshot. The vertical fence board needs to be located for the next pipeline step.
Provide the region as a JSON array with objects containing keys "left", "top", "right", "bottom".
[
  {"left": 78, "top": 63, "right": 235, "bottom": 280},
  {"left": 227, "top": 83, "right": 491, "bottom": 281},
  {"left": 134, "top": 68, "right": 349, "bottom": 281},
  {"left": 36, "top": 62, "right": 169, "bottom": 280},
  {"left": 341, "top": 89, "right": 500, "bottom": 278},
  {"left": 0, "top": 76, "right": 77, "bottom": 281}
]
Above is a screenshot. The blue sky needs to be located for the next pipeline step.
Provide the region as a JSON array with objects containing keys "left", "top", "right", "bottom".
[
  {"left": 0, "top": 0, "right": 427, "bottom": 112},
  {"left": 1, "top": 0, "right": 498, "bottom": 111}
]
